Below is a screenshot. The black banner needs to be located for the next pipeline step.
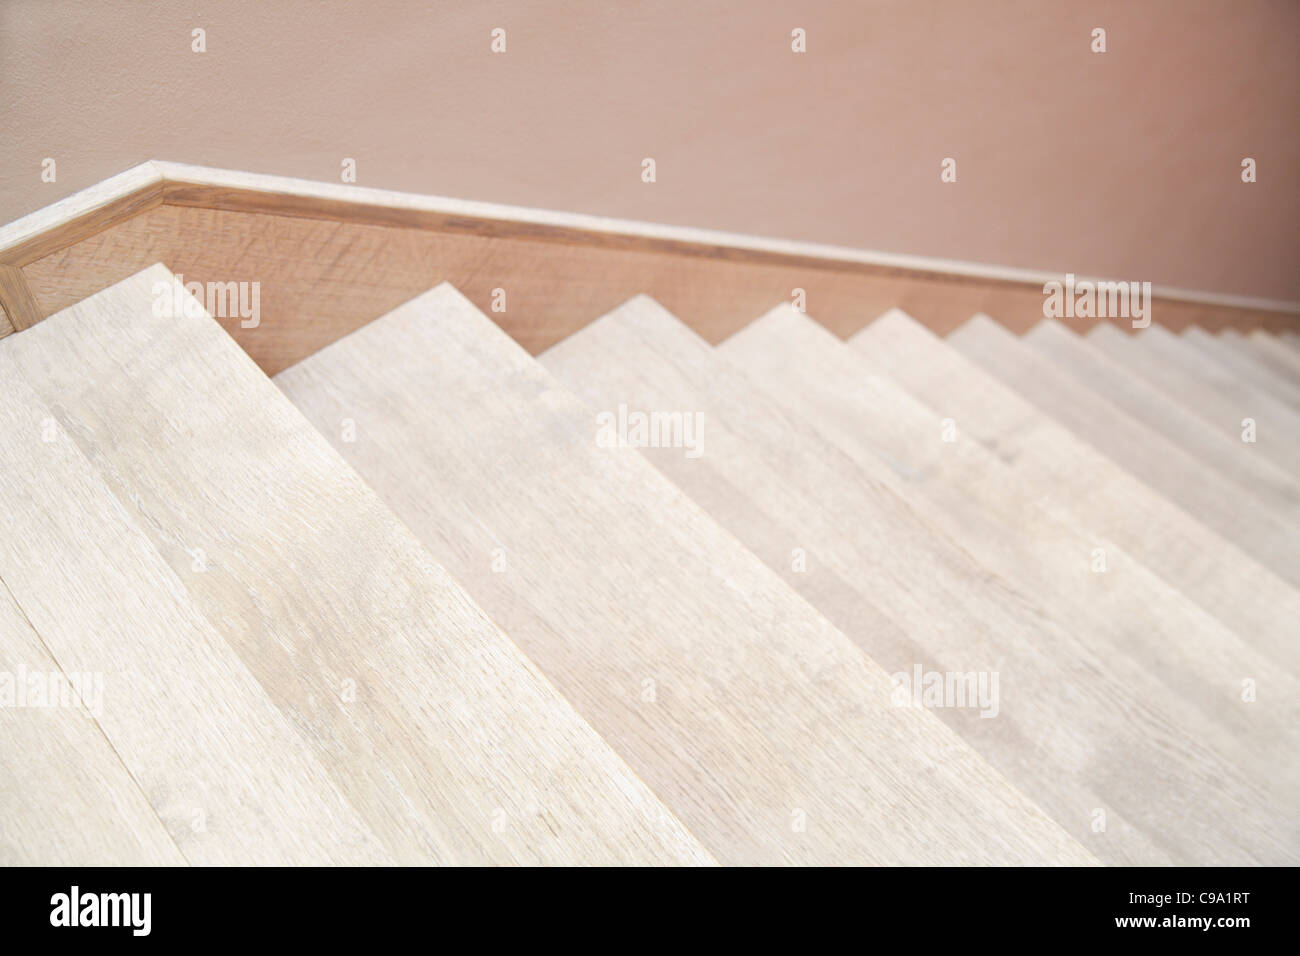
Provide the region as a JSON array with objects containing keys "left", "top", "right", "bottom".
[{"left": 0, "top": 866, "right": 1283, "bottom": 944}]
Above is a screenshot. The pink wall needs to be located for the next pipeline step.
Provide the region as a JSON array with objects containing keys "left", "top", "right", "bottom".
[{"left": 3, "top": 0, "right": 1297, "bottom": 300}]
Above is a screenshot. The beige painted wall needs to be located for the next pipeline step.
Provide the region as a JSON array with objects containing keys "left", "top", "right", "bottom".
[{"left": 2, "top": 0, "right": 1297, "bottom": 300}]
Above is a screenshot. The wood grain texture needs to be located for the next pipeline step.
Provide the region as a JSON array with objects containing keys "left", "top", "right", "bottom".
[
  {"left": 5, "top": 165, "right": 1294, "bottom": 380},
  {"left": 0, "top": 584, "right": 187, "bottom": 866},
  {"left": 1023, "top": 319, "right": 1300, "bottom": 516},
  {"left": 725, "top": 305, "right": 1300, "bottom": 688},
  {"left": 276, "top": 282, "right": 1095, "bottom": 866},
  {"left": 8, "top": 161, "right": 1297, "bottom": 325},
  {"left": 1086, "top": 322, "right": 1300, "bottom": 476},
  {"left": 10, "top": 204, "right": 1075, "bottom": 376},
  {"left": 542, "top": 297, "right": 1297, "bottom": 865},
  {"left": 0, "top": 265, "right": 39, "bottom": 333},
  {"left": 950, "top": 316, "right": 1300, "bottom": 584},
  {"left": 0, "top": 162, "right": 164, "bottom": 267},
  {"left": 852, "top": 309, "right": 1300, "bottom": 692},
  {"left": 150, "top": 162, "right": 1300, "bottom": 319},
  {"left": 2, "top": 265, "right": 711, "bottom": 866},
  {"left": 0, "top": 348, "right": 391, "bottom": 865},
  {"left": 1183, "top": 327, "right": 1300, "bottom": 410}
]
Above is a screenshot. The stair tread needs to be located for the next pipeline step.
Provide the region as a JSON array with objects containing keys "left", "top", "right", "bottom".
[
  {"left": 1024, "top": 319, "right": 1300, "bottom": 514},
  {"left": 276, "top": 282, "right": 1093, "bottom": 866},
  {"left": 726, "top": 304, "right": 1299, "bottom": 697},
  {"left": 1272, "top": 329, "right": 1300, "bottom": 356},
  {"left": 1086, "top": 322, "right": 1300, "bottom": 475},
  {"left": 950, "top": 316, "right": 1300, "bottom": 580},
  {"left": 0, "top": 584, "right": 185, "bottom": 866},
  {"left": 0, "top": 265, "right": 709, "bottom": 866},
  {"left": 1244, "top": 329, "right": 1300, "bottom": 379},
  {"left": 0, "top": 323, "right": 390, "bottom": 865},
  {"left": 1182, "top": 327, "right": 1300, "bottom": 410},
  {"left": 849, "top": 309, "right": 1300, "bottom": 698},
  {"left": 542, "top": 296, "right": 1295, "bottom": 865}
]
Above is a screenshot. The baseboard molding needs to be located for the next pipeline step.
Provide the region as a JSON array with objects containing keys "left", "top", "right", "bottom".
[{"left": 2, "top": 161, "right": 1296, "bottom": 370}]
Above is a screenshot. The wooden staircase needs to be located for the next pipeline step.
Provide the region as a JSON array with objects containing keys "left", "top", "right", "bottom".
[
  {"left": 1, "top": 167, "right": 1298, "bottom": 866},
  {"left": 0, "top": 267, "right": 712, "bottom": 866}
]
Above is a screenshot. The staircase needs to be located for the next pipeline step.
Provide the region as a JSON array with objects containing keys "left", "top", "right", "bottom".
[{"left": 1, "top": 179, "right": 1298, "bottom": 867}]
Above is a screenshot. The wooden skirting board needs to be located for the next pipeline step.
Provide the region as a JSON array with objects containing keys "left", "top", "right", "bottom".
[{"left": 1, "top": 161, "right": 1297, "bottom": 374}]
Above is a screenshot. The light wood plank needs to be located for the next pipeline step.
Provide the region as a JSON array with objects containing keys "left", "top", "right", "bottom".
[
  {"left": 7, "top": 162, "right": 1296, "bottom": 379},
  {"left": 1023, "top": 319, "right": 1300, "bottom": 515},
  {"left": 1276, "top": 329, "right": 1300, "bottom": 355},
  {"left": 4, "top": 264, "right": 710, "bottom": 867},
  {"left": 276, "top": 282, "right": 1095, "bottom": 866},
  {"left": 950, "top": 316, "right": 1300, "bottom": 581},
  {"left": 1086, "top": 322, "right": 1300, "bottom": 476},
  {"left": 542, "top": 296, "right": 1295, "bottom": 865},
  {"left": 0, "top": 162, "right": 164, "bottom": 267},
  {"left": 0, "top": 584, "right": 187, "bottom": 866},
  {"left": 0, "top": 350, "right": 391, "bottom": 865},
  {"left": 1237, "top": 329, "right": 1300, "bottom": 385},
  {"left": 853, "top": 309, "right": 1300, "bottom": 691},
  {"left": 726, "top": 304, "right": 1300, "bottom": 686},
  {"left": 1182, "top": 327, "right": 1300, "bottom": 410},
  {"left": 1243, "top": 329, "right": 1300, "bottom": 379}
]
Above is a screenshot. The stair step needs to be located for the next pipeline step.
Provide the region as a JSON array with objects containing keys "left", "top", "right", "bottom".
[
  {"left": 0, "top": 324, "right": 387, "bottom": 865},
  {"left": 1023, "top": 319, "right": 1300, "bottom": 516},
  {"left": 0, "top": 585, "right": 185, "bottom": 865},
  {"left": 275, "top": 282, "right": 1092, "bottom": 866},
  {"left": 0, "top": 265, "right": 710, "bottom": 866},
  {"left": 1086, "top": 322, "right": 1300, "bottom": 475},
  {"left": 1244, "top": 329, "right": 1300, "bottom": 380},
  {"left": 723, "top": 304, "right": 1299, "bottom": 718},
  {"left": 1274, "top": 329, "right": 1300, "bottom": 356},
  {"left": 3, "top": 250, "right": 1294, "bottom": 866},
  {"left": 854, "top": 311, "right": 1300, "bottom": 670},
  {"left": 949, "top": 316, "right": 1300, "bottom": 581},
  {"left": 541, "top": 295, "right": 1295, "bottom": 865},
  {"left": 1181, "top": 327, "right": 1300, "bottom": 410}
]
